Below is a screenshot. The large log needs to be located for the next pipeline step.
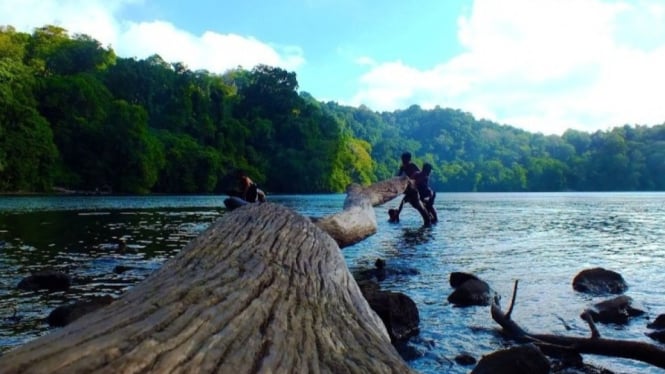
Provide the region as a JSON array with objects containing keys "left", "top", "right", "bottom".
[
  {"left": 314, "top": 176, "right": 410, "bottom": 248},
  {"left": 0, "top": 178, "right": 414, "bottom": 373}
]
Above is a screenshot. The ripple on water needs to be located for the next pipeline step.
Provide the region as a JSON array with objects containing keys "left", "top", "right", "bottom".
[{"left": 1, "top": 193, "right": 665, "bottom": 373}]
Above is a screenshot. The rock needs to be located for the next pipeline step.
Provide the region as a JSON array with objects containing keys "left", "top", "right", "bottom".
[
  {"left": 353, "top": 258, "right": 419, "bottom": 283},
  {"left": 113, "top": 265, "right": 135, "bottom": 274},
  {"left": 471, "top": 343, "right": 550, "bottom": 374},
  {"left": 647, "top": 329, "right": 665, "bottom": 343},
  {"left": 583, "top": 295, "right": 645, "bottom": 324},
  {"left": 449, "top": 272, "right": 481, "bottom": 288},
  {"left": 46, "top": 295, "right": 115, "bottom": 327},
  {"left": 448, "top": 272, "right": 493, "bottom": 307},
  {"left": 359, "top": 282, "right": 420, "bottom": 342},
  {"left": 572, "top": 267, "right": 627, "bottom": 295},
  {"left": 17, "top": 270, "right": 71, "bottom": 292},
  {"left": 455, "top": 353, "right": 477, "bottom": 366},
  {"left": 647, "top": 313, "right": 665, "bottom": 329}
]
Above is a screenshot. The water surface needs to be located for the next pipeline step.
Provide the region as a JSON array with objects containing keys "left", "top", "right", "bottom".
[{"left": 1, "top": 192, "right": 664, "bottom": 373}]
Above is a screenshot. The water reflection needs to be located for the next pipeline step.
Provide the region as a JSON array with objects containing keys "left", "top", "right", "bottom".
[
  {"left": 399, "top": 226, "right": 435, "bottom": 246},
  {"left": 0, "top": 205, "right": 224, "bottom": 353}
]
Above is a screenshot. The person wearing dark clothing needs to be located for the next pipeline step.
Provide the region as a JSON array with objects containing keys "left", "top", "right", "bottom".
[
  {"left": 397, "top": 152, "right": 420, "bottom": 178},
  {"left": 235, "top": 170, "right": 265, "bottom": 203},
  {"left": 414, "top": 163, "right": 438, "bottom": 223},
  {"left": 390, "top": 152, "right": 431, "bottom": 226}
]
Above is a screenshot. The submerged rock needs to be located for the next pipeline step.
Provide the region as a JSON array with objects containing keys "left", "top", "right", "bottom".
[
  {"left": 17, "top": 270, "right": 71, "bottom": 292},
  {"left": 572, "top": 267, "right": 627, "bottom": 295},
  {"left": 583, "top": 295, "right": 645, "bottom": 324},
  {"left": 46, "top": 295, "right": 115, "bottom": 327},
  {"left": 647, "top": 313, "right": 665, "bottom": 329}
]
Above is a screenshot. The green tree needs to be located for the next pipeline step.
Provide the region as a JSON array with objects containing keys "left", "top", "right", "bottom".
[{"left": 0, "top": 28, "right": 57, "bottom": 191}]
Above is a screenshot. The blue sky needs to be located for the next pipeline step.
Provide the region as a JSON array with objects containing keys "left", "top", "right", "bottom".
[{"left": 2, "top": 0, "right": 665, "bottom": 135}]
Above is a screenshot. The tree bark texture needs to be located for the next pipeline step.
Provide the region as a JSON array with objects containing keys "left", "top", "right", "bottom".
[{"left": 0, "top": 178, "right": 414, "bottom": 374}]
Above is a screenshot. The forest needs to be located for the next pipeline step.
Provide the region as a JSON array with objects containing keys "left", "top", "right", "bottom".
[{"left": 1, "top": 25, "right": 665, "bottom": 194}]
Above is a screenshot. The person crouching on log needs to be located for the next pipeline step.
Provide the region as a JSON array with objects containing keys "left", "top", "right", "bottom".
[{"left": 236, "top": 170, "right": 266, "bottom": 203}]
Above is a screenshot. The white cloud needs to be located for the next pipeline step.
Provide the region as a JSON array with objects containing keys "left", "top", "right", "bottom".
[
  {"left": 117, "top": 21, "right": 304, "bottom": 72},
  {"left": 0, "top": 0, "right": 304, "bottom": 74},
  {"left": 351, "top": 0, "right": 665, "bottom": 135}
]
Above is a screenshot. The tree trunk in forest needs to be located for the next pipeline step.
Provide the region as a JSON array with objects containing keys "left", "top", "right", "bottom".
[
  {"left": 490, "top": 281, "right": 665, "bottom": 370},
  {"left": 0, "top": 177, "right": 414, "bottom": 373}
]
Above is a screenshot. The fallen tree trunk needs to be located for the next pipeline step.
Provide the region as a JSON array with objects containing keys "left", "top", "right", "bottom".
[
  {"left": 0, "top": 178, "right": 414, "bottom": 373},
  {"left": 491, "top": 281, "right": 665, "bottom": 370},
  {"left": 313, "top": 176, "right": 410, "bottom": 248}
]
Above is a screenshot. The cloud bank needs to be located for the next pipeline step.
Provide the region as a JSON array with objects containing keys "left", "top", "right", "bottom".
[
  {"left": 0, "top": 0, "right": 304, "bottom": 73},
  {"left": 2, "top": 0, "right": 665, "bottom": 135},
  {"left": 352, "top": 0, "right": 665, "bottom": 134}
]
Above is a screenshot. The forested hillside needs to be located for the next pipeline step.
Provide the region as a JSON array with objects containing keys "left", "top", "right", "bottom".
[{"left": 2, "top": 25, "right": 664, "bottom": 194}]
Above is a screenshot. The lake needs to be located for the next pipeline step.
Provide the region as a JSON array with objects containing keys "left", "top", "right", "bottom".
[{"left": 1, "top": 192, "right": 664, "bottom": 373}]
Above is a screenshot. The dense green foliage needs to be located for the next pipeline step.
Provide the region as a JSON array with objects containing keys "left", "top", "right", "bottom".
[{"left": 2, "top": 25, "right": 665, "bottom": 194}]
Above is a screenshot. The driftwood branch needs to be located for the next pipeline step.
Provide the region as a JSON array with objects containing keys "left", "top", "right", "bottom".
[
  {"left": 0, "top": 178, "right": 414, "bottom": 373},
  {"left": 491, "top": 280, "right": 665, "bottom": 369}
]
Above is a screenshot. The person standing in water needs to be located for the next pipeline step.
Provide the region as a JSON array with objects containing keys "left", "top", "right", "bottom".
[
  {"left": 390, "top": 152, "right": 431, "bottom": 226},
  {"left": 414, "top": 163, "right": 438, "bottom": 223}
]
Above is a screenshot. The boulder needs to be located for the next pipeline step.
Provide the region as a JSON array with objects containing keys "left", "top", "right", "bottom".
[
  {"left": 17, "top": 270, "right": 71, "bottom": 292},
  {"left": 583, "top": 295, "right": 645, "bottom": 324},
  {"left": 448, "top": 272, "right": 493, "bottom": 307},
  {"left": 454, "top": 353, "right": 477, "bottom": 366},
  {"left": 647, "top": 329, "right": 665, "bottom": 343},
  {"left": 572, "top": 267, "right": 627, "bottom": 295},
  {"left": 647, "top": 314, "right": 665, "bottom": 329},
  {"left": 471, "top": 344, "right": 550, "bottom": 374},
  {"left": 46, "top": 295, "right": 115, "bottom": 327},
  {"left": 449, "top": 272, "right": 482, "bottom": 288},
  {"left": 359, "top": 281, "right": 420, "bottom": 342}
]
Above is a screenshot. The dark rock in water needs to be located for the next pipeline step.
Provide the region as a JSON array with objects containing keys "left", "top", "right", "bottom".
[
  {"left": 392, "top": 340, "right": 422, "bottom": 361},
  {"left": 647, "top": 329, "right": 665, "bottom": 343},
  {"left": 449, "top": 272, "right": 481, "bottom": 288},
  {"left": 448, "top": 272, "right": 494, "bottom": 307},
  {"left": 471, "top": 343, "right": 550, "bottom": 374},
  {"left": 113, "top": 265, "right": 136, "bottom": 274},
  {"left": 17, "top": 270, "right": 71, "bottom": 292},
  {"left": 572, "top": 267, "right": 627, "bottom": 295},
  {"left": 455, "top": 353, "right": 477, "bottom": 366},
  {"left": 647, "top": 313, "right": 665, "bottom": 329},
  {"left": 583, "top": 295, "right": 645, "bottom": 324},
  {"left": 46, "top": 295, "right": 115, "bottom": 327},
  {"left": 353, "top": 258, "right": 419, "bottom": 283},
  {"left": 223, "top": 196, "right": 247, "bottom": 211},
  {"left": 357, "top": 279, "right": 381, "bottom": 295},
  {"left": 358, "top": 281, "right": 420, "bottom": 342}
]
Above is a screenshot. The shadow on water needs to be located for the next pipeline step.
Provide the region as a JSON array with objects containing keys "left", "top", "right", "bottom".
[{"left": 399, "top": 225, "right": 435, "bottom": 247}]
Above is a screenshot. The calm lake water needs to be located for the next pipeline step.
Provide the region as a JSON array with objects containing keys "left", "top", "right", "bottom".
[{"left": 1, "top": 192, "right": 664, "bottom": 373}]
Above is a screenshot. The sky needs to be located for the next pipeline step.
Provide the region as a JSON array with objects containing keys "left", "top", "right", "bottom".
[{"left": 2, "top": 0, "right": 665, "bottom": 135}]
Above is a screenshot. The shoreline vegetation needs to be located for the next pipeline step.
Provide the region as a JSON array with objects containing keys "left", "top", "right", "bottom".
[{"left": 2, "top": 25, "right": 665, "bottom": 197}]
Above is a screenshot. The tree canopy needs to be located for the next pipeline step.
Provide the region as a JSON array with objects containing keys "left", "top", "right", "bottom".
[{"left": 2, "top": 25, "right": 665, "bottom": 194}]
